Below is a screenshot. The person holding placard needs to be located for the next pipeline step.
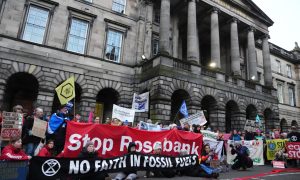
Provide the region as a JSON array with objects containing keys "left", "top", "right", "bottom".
[{"left": 22, "top": 107, "right": 44, "bottom": 156}]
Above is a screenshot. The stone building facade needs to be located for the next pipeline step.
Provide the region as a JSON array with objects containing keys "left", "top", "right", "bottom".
[{"left": 0, "top": 0, "right": 299, "bottom": 132}]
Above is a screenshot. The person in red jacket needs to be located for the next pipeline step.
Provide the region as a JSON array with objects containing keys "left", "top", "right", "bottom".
[
  {"left": 37, "top": 139, "right": 55, "bottom": 157},
  {"left": 0, "top": 136, "right": 31, "bottom": 160}
]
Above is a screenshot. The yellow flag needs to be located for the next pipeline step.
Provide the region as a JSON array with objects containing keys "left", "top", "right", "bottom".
[{"left": 55, "top": 76, "right": 75, "bottom": 105}]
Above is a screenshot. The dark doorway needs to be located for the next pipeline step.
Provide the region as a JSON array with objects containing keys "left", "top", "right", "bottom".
[
  {"left": 280, "top": 118, "right": 288, "bottom": 132},
  {"left": 201, "top": 95, "right": 217, "bottom": 128},
  {"left": 264, "top": 108, "right": 274, "bottom": 132},
  {"left": 170, "top": 89, "right": 190, "bottom": 123},
  {"left": 3, "top": 73, "right": 39, "bottom": 115},
  {"left": 96, "top": 88, "right": 119, "bottom": 123},
  {"left": 246, "top": 104, "right": 257, "bottom": 120},
  {"left": 225, "top": 100, "right": 239, "bottom": 133}
]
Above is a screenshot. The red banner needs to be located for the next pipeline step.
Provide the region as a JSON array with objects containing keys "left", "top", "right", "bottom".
[
  {"left": 62, "top": 122, "right": 203, "bottom": 158},
  {"left": 286, "top": 142, "right": 300, "bottom": 159}
]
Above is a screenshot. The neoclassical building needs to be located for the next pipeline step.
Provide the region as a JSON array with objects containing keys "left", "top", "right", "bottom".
[{"left": 0, "top": 0, "right": 299, "bottom": 132}]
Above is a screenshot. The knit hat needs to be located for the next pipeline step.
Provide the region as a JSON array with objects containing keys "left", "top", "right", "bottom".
[{"left": 85, "top": 141, "right": 94, "bottom": 148}]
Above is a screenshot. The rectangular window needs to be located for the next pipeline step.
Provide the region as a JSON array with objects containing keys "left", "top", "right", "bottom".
[
  {"left": 22, "top": 6, "right": 49, "bottom": 44},
  {"left": 288, "top": 87, "right": 295, "bottom": 106},
  {"left": 105, "top": 30, "right": 123, "bottom": 62},
  {"left": 152, "top": 39, "right": 159, "bottom": 56},
  {"left": 67, "top": 18, "right": 89, "bottom": 54},
  {"left": 112, "top": 0, "right": 126, "bottom": 14},
  {"left": 277, "top": 83, "right": 283, "bottom": 104},
  {"left": 287, "top": 64, "right": 292, "bottom": 78},
  {"left": 154, "top": 9, "right": 160, "bottom": 23},
  {"left": 276, "top": 60, "right": 281, "bottom": 73}
]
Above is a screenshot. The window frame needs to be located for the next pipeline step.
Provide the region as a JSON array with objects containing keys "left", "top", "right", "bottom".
[
  {"left": 19, "top": 1, "right": 58, "bottom": 45},
  {"left": 112, "top": 0, "right": 127, "bottom": 14},
  {"left": 276, "top": 60, "right": 281, "bottom": 73},
  {"left": 65, "top": 6, "right": 96, "bottom": 55},
  {"left": 288, "top": 86, "right": 296, "bottom": 106},
  {"left": 104, "top": 29, "right": 124, "bottom": 63},
  {"left": 277, "top": 83, "right": 284, "bottom": 104},
  {"left": 287, "top": 64, "right": 292, "bottom": 78},
  {"left": 66, "top": 18, "right": 89, "bottom": 54},
  {"left": 152, "top": 36, "right": 159, "bottom": 56}
]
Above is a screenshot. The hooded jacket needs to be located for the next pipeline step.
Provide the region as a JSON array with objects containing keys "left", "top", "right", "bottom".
[
  {"left": 37, "top": 145, "right": 54, "bottom": 157},
  {"left": 0, "top": 144, "right": 29, "bottom": 160}
]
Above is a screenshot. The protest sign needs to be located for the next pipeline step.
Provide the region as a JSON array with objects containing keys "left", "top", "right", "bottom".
[
  {"left": 55, "top": 76, "right": 75, "bottom": 105},
  {"left": 139, "top": 121, "right": 161, "bottom": 131},
  {"left": 31, "top": 118, "right": 48, "bottom": 139},
  {"left": 201, "top": 130, "right": 218, "bottom": 140},
  {"left": 179, "top": 111, "right": 207, "bottom": 126},
  {"left": 62, "top": 121, "right": 203, "bottom": 158},
  {"left": 244, "top": 119, "right": 259, "bottom": 132},
  {"left": 272, "top": 161, "right": 285, "bottom": 168},
  {"left": 203, "top": 138, "right": 224, "bottom": 159},
  {"left": 227, "top": 140, "right": 264, "bottom": 165},
  {"left": 286, "top": 142, "right": 300, "bottom": 159},
  {"left": 266, "top": 139, "right": 287, "bottom": 160},
  {"left": 29, "top": 153, "right": 198, "bottom": 179},
  {"left": 112, "top": 104, "right": 135, "bottom": 122},
  {"left": 1, "top": 112, "right": 23, "bottom": 140},
  {"left": 132, "top": 92, "right": 149, "bottom": 112}
]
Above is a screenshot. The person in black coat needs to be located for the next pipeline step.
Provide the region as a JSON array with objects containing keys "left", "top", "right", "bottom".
[
  {"left": 114, "top": 142, "right": 138, "bottom": 180},
  {"left": 22, "top": 107, "right": 44, "bottom": 156},
  {"left": 78, "top": 141, "right": 110, "bottom": 180}
]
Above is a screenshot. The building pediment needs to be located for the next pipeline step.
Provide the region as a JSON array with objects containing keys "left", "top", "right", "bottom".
[{"left": 229, "top": 0, "right": 274, "bottom": 26}]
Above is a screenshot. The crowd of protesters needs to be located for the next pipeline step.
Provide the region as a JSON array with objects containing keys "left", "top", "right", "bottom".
[{"left": 0, "top": 103, "right": 300, "bottom": 179}]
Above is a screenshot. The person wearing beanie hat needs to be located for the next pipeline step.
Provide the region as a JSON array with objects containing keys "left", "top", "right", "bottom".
[
  {"left": 153, "top": 142, "right": 162, "bottom": 155},
  {"left": 114, "top": 142, "right": 138, "bottom": 180}
]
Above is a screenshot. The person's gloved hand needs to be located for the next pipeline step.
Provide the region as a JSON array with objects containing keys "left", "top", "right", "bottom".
[{"left": 28, "top": 130, "right": 33, "bottom": 136}]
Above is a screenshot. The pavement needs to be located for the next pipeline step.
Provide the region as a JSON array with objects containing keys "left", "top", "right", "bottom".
[{"left": 109, "top": 165, "right": 300, "bottom": 180}]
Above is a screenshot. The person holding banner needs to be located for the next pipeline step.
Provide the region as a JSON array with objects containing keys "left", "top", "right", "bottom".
[
  {"left": 37, "top": 139, "right": 55, "bottom": 157},
  {"left": 0, "top": 136, "right": 31, "bottom": 160},
  {"left": 287, "top": 126, "right": 300, "bottom": 167},
  {"left": 22, "top": 107, "right": 44, "bottom": 156},
  {"left": 47, "top": 102, "right": 72, "bottom": 154},
  {"left": 114, "top": 142, "right": 138, "bottom": 180}
]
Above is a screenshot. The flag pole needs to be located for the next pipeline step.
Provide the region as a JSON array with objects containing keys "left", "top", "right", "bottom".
[{"left": 73, "top": 98, "right": 76, "bottom": 117}]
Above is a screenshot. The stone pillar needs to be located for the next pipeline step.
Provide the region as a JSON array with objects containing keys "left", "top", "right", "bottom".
[
  {"left": 247, "top": 27, "right": 257, "bottom": 80},
  {"left": 210, "top": 8, "right": 221, "bottom": 68},
  {"left": 210, "top": 108, "right": 226, "bottom": 131},
  {"left": 187, "top": 0, "right": 200, "bottom": 63},
  {"left": 143, "top": 2, "right": 153, "bottom": 59},
  {"left": 230, "top": 18, "right": 241, "bottom": 76},
  {"left": 136, "top": 3, "right": 147, "bottom": 63},
  {"left": 159, "top": 0, "right": 171, "bottom": 54},
  {"left": 172, "top": 17, "right": 179, "bottom": 58},
  {"left": 262, "top": 35, "right": 273, "bottom": 87}
]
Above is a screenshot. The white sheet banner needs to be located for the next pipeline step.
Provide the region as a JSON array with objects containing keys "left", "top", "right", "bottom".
[
  {"left": 227, "top": 140, "right": 264, "bottom": 165},
  {"left": 112, "top": 104, "right": 135, "bottom": 122},
  {"left": 179, "top": 111, "right": 207, "bottom": 126},
  {"left": 203, "top": 138, "right": 224, "bottom": 160},
  {"left": 132, "top": 92, "right": 149, "bottom": 112},
  {"left": 139, "top": 121, "right": 161, "bottom": 131},
  {"left": 201, "top": 130, "right": 218, "bottom": 140}
]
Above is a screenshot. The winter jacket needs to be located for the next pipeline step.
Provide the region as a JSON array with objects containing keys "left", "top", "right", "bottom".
[
  {"left": 0, "top": 144, "right": 29, "bottom": 160},
  {"left": 230, "top": 134, "right": 242, "bottom": 141},
  {"left": 78, "top": 148, "right": 99, "bottom": 158},
  {"left": 22, "top": 116, "right": 42, "bottom": 144},
  {"left": 37, "top": 146, "right": 54, "bottom": 157}
]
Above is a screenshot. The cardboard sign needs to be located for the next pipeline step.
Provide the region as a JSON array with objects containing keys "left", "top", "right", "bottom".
[
  {"left": 112, "top": 104, "right": 135, "bottom": 123},
  {"left": 1, "top": 112, "right": 23, "bottom": 140},
  {"left": 244, "top": 119, "right": 259, "bottom": 132},
  {"left": 180, "top": 111, "right": 207, "bottom": 126},
  {"left": 272, "top": 161, "right": 285, "bottom": 168},
  {"left": 31, "top": 118, "right": 47, "bottom": 139}
]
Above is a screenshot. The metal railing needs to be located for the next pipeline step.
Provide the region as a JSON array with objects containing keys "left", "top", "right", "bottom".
[{"left": 173, "top": 58, "right": 191, "bottom": 71}]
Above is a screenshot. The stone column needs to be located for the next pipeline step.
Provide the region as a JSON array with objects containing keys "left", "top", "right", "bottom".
[
  {"left": 187, "top": 0, "right": 200, "bottom": 63},
  {"left": 211, "top": 7, "right": 221, "bottom": 68},
  {"left": 136, "top": 3, "right": 147, "bottom": 63},
  {"left": 159, "top": 0, "right": 171, "bottom": 55},
  {"left": 262, "top": 35, "right": 273, "bottom": 87},
  {"left": 230, "top": 18, "right": 241, "bottom": 76},
  {"left": 172, "top": 17, "right": 179, "bottom": 58},
  {"left": 143, "top": 2, "right": 153, "bottom": 59},
  {"left": 247, "top": 27, "right": 257, "bottom": 80}
]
